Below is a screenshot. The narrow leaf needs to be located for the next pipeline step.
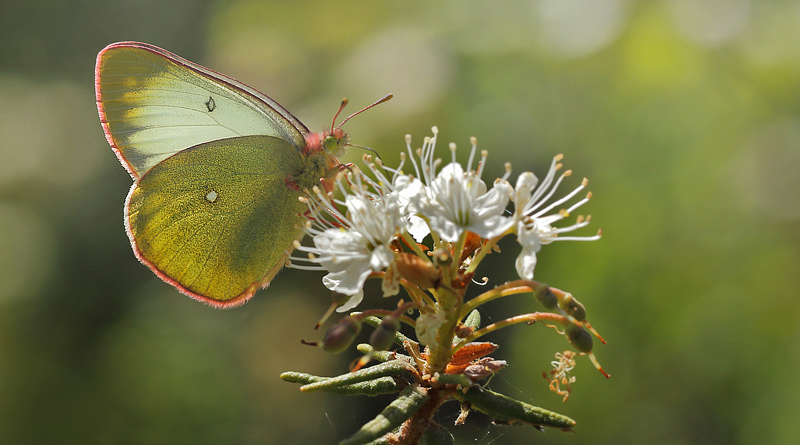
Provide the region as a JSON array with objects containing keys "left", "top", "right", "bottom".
[
  {"left": 281, "top": 372, "right": 401, "bottom": 396},
  {"left": 300, "top": 360, "right": 411, "bottom": 393},
  {"left": 458, "top": 386, "right": 576, "bottom": 430},
  {"left": 339, "top": 385, "right": 429, "bottom": 445}
]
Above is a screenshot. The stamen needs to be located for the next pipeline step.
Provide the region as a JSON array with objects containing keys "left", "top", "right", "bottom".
[
  {"left": 565, "top": 194, "right": 591, "bottom": 214},
  {"left": 476, "top": 150, "right": 488, "bottom": 178},
  {"left": 525, "top": 156, "right": 562, "bottom": 209},
  {"left": 527, "top": 173, "right": 586, "bottom": 217},
  {"left": 466, "top": 138, "right": 476, "bottom": 173}
]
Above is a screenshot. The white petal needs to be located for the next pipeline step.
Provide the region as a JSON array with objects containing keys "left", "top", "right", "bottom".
[
  {"left": 517, "top": 220, "right": 543, "bottom": 251},
  {"left": 470, "top": 214, "right": 514, "bottom": 240},
  {"left": 514, "top": 171, "right": 538, "bottom": 203},
  {"left": 515, "top": 247, "right": 538, "bottom": 280},
  {"left": 427, "top": 215, "right": 462, "bottom": 242},
  {"left": 323, "top": 263, "right": 372, "bottom": 296},
  {"left": 381, "top": 263, "right": 401, "bottom": 297},
  {"left": 407, "top": 215, "right": 430, "bottom": 242},
  {"left": 335, "top": 290, "right": 365, "bottom": 313}
]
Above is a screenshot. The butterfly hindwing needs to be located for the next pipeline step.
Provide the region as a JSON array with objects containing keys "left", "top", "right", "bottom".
[{"left": 126, "top": 135, "right": 307, "bottom": 305}]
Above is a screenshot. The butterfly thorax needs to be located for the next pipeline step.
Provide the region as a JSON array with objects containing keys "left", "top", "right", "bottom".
[{"left": 287, "top": 129, "right": 348, "bottom": 193}]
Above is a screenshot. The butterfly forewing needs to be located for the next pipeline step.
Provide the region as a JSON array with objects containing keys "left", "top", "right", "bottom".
[{"left": 96, "top": 42, "right": 309, "bottom": 178}]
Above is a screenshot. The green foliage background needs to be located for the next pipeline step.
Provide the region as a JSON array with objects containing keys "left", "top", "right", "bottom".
[{"left": 1, "top": 1, "right": 798, "bottom": 444}]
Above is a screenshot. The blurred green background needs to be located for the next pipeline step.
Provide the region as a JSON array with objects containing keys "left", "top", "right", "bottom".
[{"left": 1, "top": 0, "right": 799, "bottom": 443}]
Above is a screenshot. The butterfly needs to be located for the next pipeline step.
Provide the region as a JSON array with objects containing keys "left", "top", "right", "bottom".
[{"left": 95, "top": 41, "right": 390, "bottom": 308}]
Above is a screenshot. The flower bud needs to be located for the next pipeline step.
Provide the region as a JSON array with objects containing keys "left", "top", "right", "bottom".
[
  {"left": 454, "top": 324, "right": 474, "bottom": 338},
  {"left": 559, "top": 294, "right": 586, "bottom": 321},
  {"left": 396, "top": 252, "right": 440, "bottom": 289},
  {"left": 369, "top": 315, "right": 400, "bottom": 351},
  {"left": 322, "top": 317, "right": 362, "bottom": 354},
  {"left": 565, "top": 324, "right": 593, "bottom": 353},
  {"left": 533, "top": 283, "right": 557, "bottom": 309},
  {"left": 433, "top": 249, "right": 452, "bottom": 267}
]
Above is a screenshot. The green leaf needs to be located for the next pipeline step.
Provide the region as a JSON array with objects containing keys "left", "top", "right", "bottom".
[
  {"left": 280, "top": 372, "right": 401, "bottom": 396},
  {"left": 458, "top": 386, "right": 576, "bottom": 430},
  {"left": 463, "top": 309, "right": 481, "bottom": 330},
  {"left": 356, "top": 344, "right": 413, "bottom": 363},
  {"left": 433, "top": 373, "right": 472, "bottom": 387},
  {"left": 339, "top": 385, "right": 429, "bottom": 445},
  {"left": 299, "top": 360, "right": 411, "bottom": 393}
]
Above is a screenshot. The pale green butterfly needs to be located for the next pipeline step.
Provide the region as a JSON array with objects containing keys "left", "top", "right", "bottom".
[{"left": 95, "top": 41, "right": 390, "bottom": 308}]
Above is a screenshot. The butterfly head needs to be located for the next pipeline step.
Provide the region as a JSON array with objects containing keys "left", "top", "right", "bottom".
[{"left": 322, "top": 127, "right": 350, "bottom": 156}]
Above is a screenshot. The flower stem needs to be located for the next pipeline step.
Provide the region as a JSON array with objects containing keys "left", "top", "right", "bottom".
[
  {"left": 425, "top": 285, "right": 463, "bottom": 373},
  {"left": 459, "top": 279, "right": 545, "bottom": 319},
  {"left": 464, "top": 234, "right": 502, "bottom": 275},
  {"left": 454, "top": 312, "right": 567, "bottom": 349}
]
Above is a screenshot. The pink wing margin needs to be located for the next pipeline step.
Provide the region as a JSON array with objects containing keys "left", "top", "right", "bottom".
[{"left": 95, "top": 42, "right": 307, "bottom": 308}]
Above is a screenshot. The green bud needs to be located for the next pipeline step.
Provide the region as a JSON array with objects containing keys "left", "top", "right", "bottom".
[
  {"left": 322, "top": 317, "right": 362, "bottom": 354},
  {"left": 369, "top": 315, "right": 400, "bottom": 351},
  {"left": 566, "top": 324, "right": 593, "bottom": 353},
  {"left": 534, "top": 283, "right": 558, "bottom": 309},
  {"left": 559, "top": 294, "right": 586, "bottom": 321}
]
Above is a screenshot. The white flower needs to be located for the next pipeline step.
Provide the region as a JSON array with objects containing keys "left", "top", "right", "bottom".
[
  {"left": 396, "top": 128, "right": 513, "bottom": 243},
  {"left": 291, "top": 172, "right": 403, "bottom": 310},
  {"left": 393, "top": 173, "right": 430, "bottom": 242},
  {"left": 512, "top": 156, "right": 601, "bottom": 280}
]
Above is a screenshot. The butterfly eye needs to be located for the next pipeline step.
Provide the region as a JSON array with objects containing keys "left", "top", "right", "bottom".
[{"left": 323, "top": 135, "right": 340, "bottom": 153}]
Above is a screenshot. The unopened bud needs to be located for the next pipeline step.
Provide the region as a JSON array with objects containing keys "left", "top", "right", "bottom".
[
  {"left": 559, "top": 294, "right": 586, "bottom": 321},
  {"left": 369, "top": 315, "right": 400, "bottom": 351},
  {"left": 534, "top": 284, "right": 557, "bottom": 309},
  {"left": 432, "top": 249, "right": 452, "bottom": 267},
  {"left": 396, "top": 252, "right": 440, "bottom": 289},
  {"left": 322, "top": 317, "right": 362, "bottom": 354},
  {"left": 566, "top": 324, "right": 593, "bottom": 353},
  {"left": 454, "top": 324, "right": 474, "bottom": 338}
]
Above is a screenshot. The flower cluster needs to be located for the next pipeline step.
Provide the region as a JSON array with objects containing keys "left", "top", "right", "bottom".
[
  {"left": 284, "top": 127, "right": 606, "bottom": 445},
  {"left": 291, "top": 127, "right": 599, "bottom": 307}
]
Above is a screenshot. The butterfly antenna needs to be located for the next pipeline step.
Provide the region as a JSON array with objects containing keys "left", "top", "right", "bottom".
[
  {"left": 337, "top": 93, "right": 393, "bottom": 128},
  {"left": 349, "top": 143, "right": 383, "bottom": 163},
  {"left": 331, "top": 98, "right": 349, "bottom": 130}
]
